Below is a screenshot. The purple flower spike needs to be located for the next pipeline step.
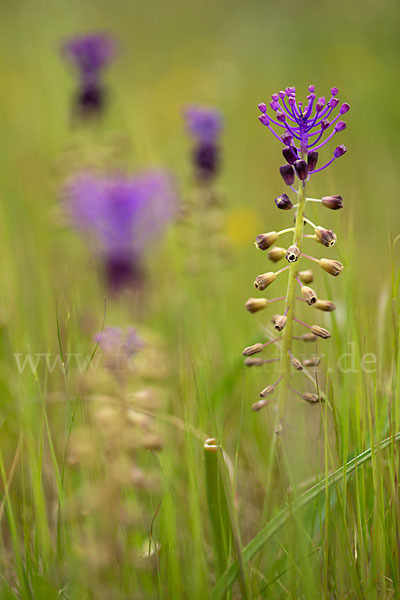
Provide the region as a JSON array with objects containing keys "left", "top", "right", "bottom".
[
  {"left": 334, "top": 145, "right": 347, "bottom": 158},
  {"left": 184, "top": 105, "right": 223, "bottom": 144},
  {"left": 62, "top": 170, "right": 178, "bottom": 292}
]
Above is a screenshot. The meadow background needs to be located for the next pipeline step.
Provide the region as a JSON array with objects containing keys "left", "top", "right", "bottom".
[{"left": 0, "top": 0, "right": 400, "bottom": 598}]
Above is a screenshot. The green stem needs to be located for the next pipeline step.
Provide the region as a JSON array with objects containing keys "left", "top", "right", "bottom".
[{"left": 278, "top": 178, "right": 307, "bottom": 414}]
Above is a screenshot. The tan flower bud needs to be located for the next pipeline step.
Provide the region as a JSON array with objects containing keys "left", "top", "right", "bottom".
[
  {"left": 268, "top": 246, "right": 286, "bottom": 263},
  {"left": 244, "top": 357, "right": 265, "bottom": 366},
  {"left": 302, "top": 392, "right": 320, "bottom": 403},
  {"left": 245, "top": 297, "right": 268, "bottom": 313},
  {"left": 314, "top": 300, "right": 336, "bottom": 311},
  {"left": 299, "top": 269, "right": 314, "bottom": 284},
  {"left": 310, "top": 325, "right": 331, "bottom": 339},
  {"left": 286, "top": 245, "right": 300, "bottom": 263},
  {"left": 319, "top": 258, "right": 343, "bottom": 276},
  {"left": 270, "top": 314, "right": 279, "bottom": 325},
  {"left": 260, "top": 384, "right": 275, "bottom": 398},
  {"left": 290, "top": 356, "right": 303, "bottom": 370},
  {"left": 302, "top": 357, "right": 321, "bottom": 367},
  {"left": 252, "top": 399, "right": 270, "bottom": 411},
  {"left": 254, "top": 272, "right": 276, "bottom": 290},
  {"left": 314, "top": 226, "right": 336, "bottom": 247},
  {"left": 301, "top": 286, "right": 317, "bottom": 305},
  {"left": 255, "top": 231, "right": 279, "bottom": 250},
  {"left": 242, "top": 343, "right": 264, "bottom": 356},
  {"left": 274, "top": 315, "right": 287, "bottom": 331},
  {"left": 300, "top": 333, "right": 318, "bottom": 342}
]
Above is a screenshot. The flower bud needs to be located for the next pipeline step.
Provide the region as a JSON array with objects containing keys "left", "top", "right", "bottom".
[
  {"left": 301, "top": 286, "right": 317, "bottom": 305},
  {"left": 286, "top": 245, "right": 300, "bottom": 263},
  {"left": 307, "top": 151, "right": 318, "bottom": 171},
  {"left": 319, "top": 258, "right": 343, "bottom": 276},
  {"left": 254, "top": 272, "right": 276, "bottom": 290},
  {"left": 300, "top": 333, "right": 318, "bottom": 342},
  {"left": 245, "top": 297, "right": 268, "bottom": 313},
  {"left": 279, "top": 90, "right": 286, "bottom": 98},
  {"left": 270, "top": 314, "right": 279, "bottom": 325},
  {"left": 260, "top": 385, "right": 275, "bottom": 398},
  {"left": 310, "top": 325, "right": 331, "bottom": 339},
  {"left": 282, "top": 146, "right": 298, "bottom": 165},
  {"left": 280, "top": 165, "right": 295, "bottom": 185},
  {"left": 255, "top": 231, "right": 278, "bottom": 250},
  {"left": 302, "top": 392, "right": 319, "bottom": 403},
  {"left": 331, "top": 87, "right": 339, "bottom": 96},
  {"left": 281, "top": 131, "right": 293, "bottom": 145},
  {"left": 245, "top": 357, "right": 265, "bottom": 367},
  {"left": 314, "top": 226, "right": 336, "bottom": 247},
  {"left": 271, "top": 93, "right": 279, "bottom": 101},
  {"left": 316, "top": 97, "right": 325, "bottom": 111},
  {"left": 275, "top": 194, "right": 293, "bottom": 210},
  {"left": 290, "top": 356, "right": 303, "bottom": 371},
  {"left": 270, "top": 100, "right": 279, "bottom": 111},
  {"left": 294, "top": 159, "right": 308, "bottom": 180},
  {"left": 340, "top": 102, "right": 350, "bottom": 114},
  {"left": 242, "top": 343, "right": 264, "bottom": 356},
  {"left": 314, "top": 300, "right": 336, "bottom": 312},
  {"left": 258, "top": 102, "right": 267, "bottom": 113},
  {"left": 252, "top": 399, "right": 269, "bottom": 411},
  {"left": 268, "top": 247, "right": 286, "bottom": 262},
  {"left": 309, "top": 84, "right": 315, "bottom": 93},
  {"left": 299, "top": 270, "right": 314, "bottom": 284},
  {"left": 321, "top": 195, "right": 343, "bottom": 210},
  {"left": 330, "top": 98, "right": 339, "bottom": 108},
  {"left": 276, "top": 111, "right": 286, "bottom": 122},
  {"left": 335, "top": 120, "right": 346, "bottom": 132},
  {"left": 302, "top": 357, "right": 320, "bottom": 367},
  {"left": 334, "top": 145, "right": 347, "bottom": 158},
  {"left": 321, "top": 119, "right": 330, "bottom": 130},
  {"left": 259, "top": 114, "right": 270, "bottom": 126},
  {"left": 274, "top": 315, "right": 287, "bottom": 331}
]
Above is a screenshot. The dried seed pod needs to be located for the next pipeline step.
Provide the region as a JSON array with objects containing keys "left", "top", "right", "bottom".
[
  {"left": 260, "top": 384, "right": 275, "bottom": 398},
  {"left": 244, "top": 357, "right": 265, "bottom": 366},
  {"left": 254, "top": 272, "right": 276, "bottom": 290},
  {"left": 286, "top": 245, "right": 300, "bottom": 263},
  {"left": 290, "top": 356, "right": 303, "bottom": 370},
  {"left": 310, "top": 325, "right": 331, "bottom": 339},
  {"left": 301, "top": 286, "right": 317, "bottom": 305},
  {"left": 268, "top": 246, "right": 286, "bottom": 262},
  {"left": 315, "top": 226, "right": 336, "bottom": 247},
  {"left": 319, "top": 258, "right": 343, "bottom": 276},
  {"left": 275, "top": 194, "right": 293, "bottom": 210},
  {"left": 255, "top": 231, "right": 279, "bottom": 250},
  {"left": 274, "top": 315, "right": 287, "bottom": 331},
  {"left": 303, "top": 357, "right": 320, "bottom": 367},
  {"left": 302, "top": 392, "right": 320, "bottom": 403},
  {"left": 314, "top": 300, "right": 336, "bottom": 311},
  {"left": 321, "top": 195, "right": 343, "bottom": 210},
  {"left": 299, "top": 269, "right": 314, "bottom": 284},
  {"left": 245, "top": 297, "right": 268, "bottom": 313},
  {"left": 252, "top": 399, "right": 270, "bottom": 411},
  {"left": 242, "top": 343, "right": 264, "bottom": 356}
]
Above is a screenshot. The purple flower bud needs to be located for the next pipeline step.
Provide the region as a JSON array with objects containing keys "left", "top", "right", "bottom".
[
  {"left": 286, "top": 86, "right": 296, "bottom": 96},
  {"left": 316, "top": 97, "right": 326, "bottom": 112},
  {"left": 271, "top": 93, "right": 279, "bottom": 101},
  {"left": 329, "top": 98, "right": 339, "bottom": 108},
  {"left": 281, "top": 131, "right": 293, "bottom": 145},
  {"left": 294, "top": 159, "right": 308, "bottom": 180},
  {"left": 288, "top": 96, "right": 296, "bottom": 106},
  {"left": 334, "top": 145, "right": 347, "bottom": 158},
  {"left": 279, "top": 90, "right": 286, "bottom": 98},
  {"left": 259, "top": 114, "right": 270, "bottom": 126},
  {"left": 270, "top": 100, "right": 279, "bottom": 111},
  {"left": 340, "top": 102, "right": 350, "bottom": 114},
  {"left": 335, "top": 120, "right": 346, "bottom": 132},
  {"left": 282, "top": 146, "right": 298, "bottom": 165},
  {"left": 331, "top": 87, "right": 339, "bottom": 96},
  {"left": 279, "top": 165, "right": 295, "bottom": 185},
  {"left": 321, "top": 195, "right": 343, "bottom": 210},
  {"left": 276, "top": 111, "right": 286, "bottom": 122},
  {"left": 321, "top": 119, "right": 330, "bottom": 130},
  {"left": 308, "top": 84, "right": 315, "bottom": 93},
  {"left": 307, "top": 151, "right": 319, "bottom": 171},
  {"left": 258, "top": 102, "right": 267, "bottom": 113},
  {"left": 275, "top": 193, "right": 293, "bottom": 210}
]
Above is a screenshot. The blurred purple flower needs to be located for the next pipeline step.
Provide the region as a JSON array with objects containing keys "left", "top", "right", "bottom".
[
  {"left": 184, "top": 106, "right": 223, "bottom": 183},
  {"left": 62, "top": 170, "right": 178, "bottom": 291},
  {"left": 95, "top": 326, "right": 143, "bottom": 358}
]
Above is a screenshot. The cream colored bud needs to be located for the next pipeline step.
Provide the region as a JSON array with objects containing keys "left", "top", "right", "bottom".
[
  {"left": 244, "top": 357, "right": 265, "bottom": 366},
  {"left": 245, "top": 297, "right": 268, "bottom": 313},
  {"left": 252, "top": 399, "right": 270, "bottom": 411},
  {"left": 299, "top": 269, "right": 314, "bottom": 284},
  {"left": 275, "top": 315, "right": 287, "bottom": 331},
  {"left": 314, "top": 226, "right": 336, "bottom": 247},
  {"left": 254, "top": 272, "right": 276, "bottom": 291},
  {"left": 255, "top": 231, "right": 279, "bottom": 250},
  {"left": 300, "top": 333, "right": 318, "bottom": 342},
  {"left": 302, "top": 392, "right": 320, "bottom": 403},
  {"left": 271, "top": 314, "right": 279, "bottom": 325},
  {"left": 260, "top": 384, "right": 275, "bottom": 398},
  {"left": 314, "top": 300, "right": 336, "bottom": 311},
  {"left": 301, "top": 286, "right": 317, "bottom": 305},
  {"left": 268, "top": 246, "right": 286, "bottom": 263},
  {"left": 319, "top": 258, "right": 343, "bottom": 276},
  {"left": 290, "top": 356, "right": 303, "bottom": 371},
  {"left": 242, "top": 343, "right": 264, "bottom": 356},
  {"left": 303, "top": 357, "right": 320, "bottom": 367},
  {"left": 310, "top": 325, "right": 331, "bottom": 339},
  {"left": 286, "top": 245, "right": 300, "bottom": 263}
]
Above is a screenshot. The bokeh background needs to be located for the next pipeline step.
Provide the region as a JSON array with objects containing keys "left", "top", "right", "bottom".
[{"left": 0, "top": 0, "right": 400, "bottom": 598}]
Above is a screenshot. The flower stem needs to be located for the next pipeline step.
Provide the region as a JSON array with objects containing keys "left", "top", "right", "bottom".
[{"left": 278, "top": 177, "right": 307, "bottom": 416}]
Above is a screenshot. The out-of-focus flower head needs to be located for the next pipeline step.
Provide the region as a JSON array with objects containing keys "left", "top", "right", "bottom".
[
  {"left": 95, "top": 326, "right": 143, "bottom": 359},
  {"left": 183, "top": 105, "right": 223, "bottom": 183},
  {"left": 61, "top": 32, "right": 117, "bottom": 119},
  {"left": 62, "top": 170, "right": 178, "bottom": 291}
]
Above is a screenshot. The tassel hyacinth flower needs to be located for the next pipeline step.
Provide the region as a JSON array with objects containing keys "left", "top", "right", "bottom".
[
  {"left": 184, "top": 105, "right": 223, "bottom": 184},
  {"left": 244, "top": 85, "right": 348, "bottom": 409}
]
